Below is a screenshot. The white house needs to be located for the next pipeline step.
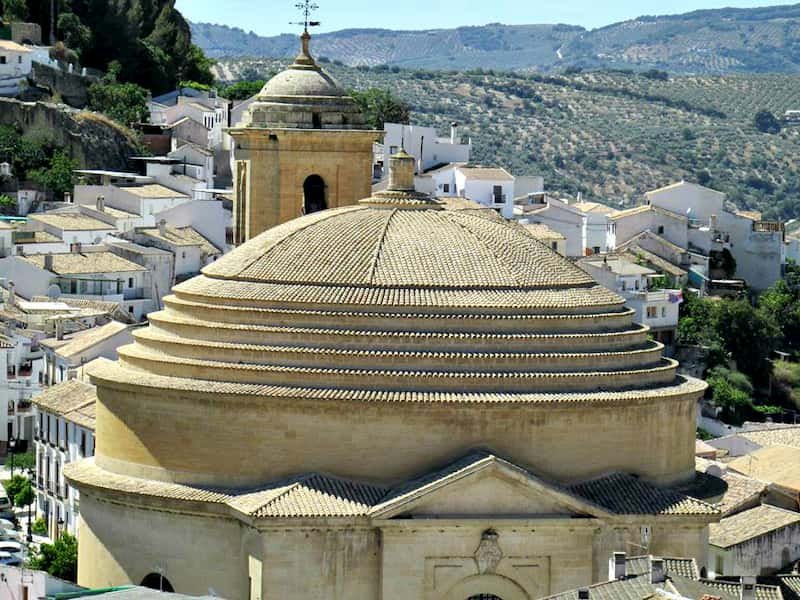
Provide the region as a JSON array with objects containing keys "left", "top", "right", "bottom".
[
  {"left": 522, "top": 223, "right": 566, "bottom": 256},
  {"left": 0, "top": 40, "right": 32, "bottom": 96},
  {"left": 645, "top": 181, "right": 786, "bottom": 291},
  {"left": 572, "top": 201, "right": 617, "bottom": 255},
  {"left": 579, "top": 255, "right": 682, "bottom": 347},
  {"left": 0, "top": 250, "right": 154, "bottom": 320},
  {"left": 0, "top": 566, "right": 83, "bottom": 600},
  {"left": 33, "top": 379, "right": 96, "bottom": 538},
  {"left": 26, "top": 212, "right": 116, "bottom": 248},
  {"left": 149, "top": 87, "right": 230, "bottom": 151},
  {"left": 40, "top": 320, "right": 134, "bottom": 385},
  {"left": 73, "top": 180, "right": 191, "bottom": 221},
  {"left": 515, "top": 195, "right": 587, "bottom": 258},
  {"left": 381, "top": 122, "right": 470, "bottom": 175},
  {"left": 709, "top": 504, "right": 800, "bottom": 577},
  {"left": 415, "top": 163, "right": 515, "bottom": 218},
  {"left": 125, "top": 221, "right": 221, "bottom": 281}
]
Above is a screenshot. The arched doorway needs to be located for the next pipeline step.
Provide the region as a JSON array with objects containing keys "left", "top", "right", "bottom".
[
  {"left": 141, "top": 573, "right": 175, "bottom": 593},
  {"left": 303, "top": 175, "right": 327, "bottom": 214}
]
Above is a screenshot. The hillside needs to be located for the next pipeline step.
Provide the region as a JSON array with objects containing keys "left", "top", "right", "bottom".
[
  {"left": 217, "top": 58, "right": 800, "bottom": 219},
  {"left": 193, "top": 3, "right": 800, "bottom": 74}
]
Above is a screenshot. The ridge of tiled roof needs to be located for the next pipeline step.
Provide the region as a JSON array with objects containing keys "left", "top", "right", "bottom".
[
  {"left": 567, "top": 472, "right": 719, "bottom": 516},
  {"left": 710, "top": 504, "right": 800, "bottom": 548},
  {"left": 625, "top": 555, "right": 699, "bottom": 580}
]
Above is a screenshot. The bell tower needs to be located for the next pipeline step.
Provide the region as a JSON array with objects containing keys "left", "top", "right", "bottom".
[{"left": 228, "top": 3, "right": 381, "bottom": 243}]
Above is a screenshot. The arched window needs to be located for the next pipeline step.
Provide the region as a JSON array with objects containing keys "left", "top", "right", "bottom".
[
  {"left": 467, "top": 595, "right": 504, "bottom": 600},
  {"left": 140, "top": 573, "right": 175, "bottom": 593},
  {"left": 303, "top": 175, "right": 327, "bottom": 215}
]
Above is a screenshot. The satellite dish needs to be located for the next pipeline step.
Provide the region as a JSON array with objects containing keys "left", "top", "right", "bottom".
[{"left": 47, "top": 284, "right": 61, "bottom": 300}]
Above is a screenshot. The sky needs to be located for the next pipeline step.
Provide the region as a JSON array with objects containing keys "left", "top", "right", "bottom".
[{"left": 175, "top": 0, "right": 784, "bottom": 36}]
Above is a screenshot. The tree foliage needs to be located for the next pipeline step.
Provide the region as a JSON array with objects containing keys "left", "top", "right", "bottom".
[
  {"left": 754, "top": 109, "right": 781, "bottom": 133},
  {"left": 29, "top": 533, "right": 78, "bottom": 583},
  {"left": 88, "top": 74, "right": 149, "bottom": 126},
  {"left": 23, "top": 0, "right": 213, "bottom": 94},
  {"left": 2, "top": 0, "right": 27, "bottom": 21},
  {"left": 30, "top": 151, "right": 77, "bottom": 200},
  {"left": 220, "top": 80, "right": 265, "bottom": 101},
  {"left": 350, "top": 88, "right": 410, "bottom": 130}
]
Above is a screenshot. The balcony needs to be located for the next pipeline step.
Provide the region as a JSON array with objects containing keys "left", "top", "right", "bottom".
[{"left": 753, "top": 221, "right": 783, "bottom": 233}]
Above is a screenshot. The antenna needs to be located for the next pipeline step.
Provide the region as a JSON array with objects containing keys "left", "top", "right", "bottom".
[{"left": 290, "top": 0, "right": 321, "bottom": 33}]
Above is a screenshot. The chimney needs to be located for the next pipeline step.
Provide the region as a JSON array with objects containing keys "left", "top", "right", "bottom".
[
  {"left": 609, "top": 552, "right": 627, "bottom": 580},
  {"left": 44, "top": 253, "right": 54, "bottom": 272},
  {"left": 64, "top": 192, "right": 72, "bottom": 204},
  {"left": 740, "top": 576, "right": 756, "bottom": 600},
  {"left": 55, "top": 319, "right": 64, "bottom": 341},
  {"left": 96, "top": 195, "right": 105, "bottom": 212},
  {"left": 650, "top": 558, "right": 666, "bottom": 584},
  {"left": 450, "top": 121, "right": 459, "bottom": 144},
  {"left": 578, "top": 588, "right": 590, "bottom": 600},
  {"left": 158, "top": 219, "right": 167, "bottom": 237},
  {"left": 709, "top": 214, "right": 717, "bottom": 231}
]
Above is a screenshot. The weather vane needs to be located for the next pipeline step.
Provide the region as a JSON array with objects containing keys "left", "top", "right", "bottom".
[{"left": 290, "top": 0, "right": 321, "bottom": 33}]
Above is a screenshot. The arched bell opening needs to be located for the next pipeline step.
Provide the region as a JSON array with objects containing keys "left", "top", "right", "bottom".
[{"left": 303, "top": 174, "right": 327, "bottom": 214}]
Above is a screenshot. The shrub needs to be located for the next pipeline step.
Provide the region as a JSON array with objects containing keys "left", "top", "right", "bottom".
[
  {"left": 29, "top": 533, "right": 78, "bottom": 582},
  {"left": 754, "top": 109, "right": 781, "bottom": 134},
  {"left": 31, "top": 517, "right": 47, "bottom": 536}
]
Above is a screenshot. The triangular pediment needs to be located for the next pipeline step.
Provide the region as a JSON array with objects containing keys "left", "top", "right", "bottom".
[{"left": 370, "top": 452, "right": 612, "bottom": 520}]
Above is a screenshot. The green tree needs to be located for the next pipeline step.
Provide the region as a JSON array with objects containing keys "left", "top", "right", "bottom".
[
  {"left": 221, "top": 80, "right": 265, "bottom": 101},
  {"left": 30, "top": 151, "right": 77, "bottom": 201},
  {"left": 13, "top": 478, "right": 33, "bottom": 508},
  {"left": 57, "top": 12, "right": 92, "bottom": 57},
  {"left": 3, "top": 474, "right": 27, "bottom": 502},
  {"left": 2, "top": 0, "right": 27, "bottom": 21},
  {"left": 88, "top": 80, "right": 149, "bottom": 126},
  {"left": 754, "top": 109, "right": 781, "bottom": 134},
  {"left": 715, "top": 298, "right": 778, "bottom": 382},
  {"left": 29, "top": 533, "right": 78, "bottom": 582},
  {"left": 350, "top": 88, "right": 410, "bottom": 130},
  {"left": 0, "top": 194, "right": 15, "bottom": 216},
  {"left": 31, "top": 517, "right": 47, "bottom": 536},
  {"left": 707, "top": 366, "right": 754, "bottom": 425}
]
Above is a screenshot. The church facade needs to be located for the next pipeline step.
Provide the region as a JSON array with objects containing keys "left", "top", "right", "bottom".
[{"left": 67, "top": 35, "right": 717, "bottom": 600}]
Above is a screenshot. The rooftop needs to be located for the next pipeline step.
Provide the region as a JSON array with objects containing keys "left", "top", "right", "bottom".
[
  {"left": 710, "top": 503, "right": 800, "bottom": 548},
  {"left": 729, "top": 445, "right": 800, "bottom": 492},
  {"left": 136, "top": 225, "right": 220, "bottom": 256},
  {"left": 31, "top": 379, "right": 97, "bottom": 431},
  {"left": 28, "top": 213, "right": 115, "bottom": 232},
  {"left": 457, "top": 166, "right": 514, "bottom": 181},
  {"left": 739, "top": 426, "right": 800, "bottom": 450},
  {"left": 582, "top": 256, "right": 657, "bottom": 277},
  {"left": 25, "top": 252, "right": 147, "bottom": 275},
  {"left": 645, "top": 181, "right": 726, "bottom": 199},
  {"left": 119, "top": 184, "right": 189, "bottom": 200},
  {"left": 0, "top": 40, "right": 31, "bottom": 53},
  {"left": 572, "top": 201, "right": 618, "bottom": 215},
  {"left": 523, "top": 223, "right": 566, "bottom": 241},
  {"left": 40, "top": 320, "right": 131, "bottom": 362}
]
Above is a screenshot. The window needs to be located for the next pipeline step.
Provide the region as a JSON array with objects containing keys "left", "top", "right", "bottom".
[
  {"left": 181, "top": 251, "right": 187, "bottom": 259},
  {"left": 492, "top": 185, "right": 503, "bottom": 203},
  {"left": 593, "top": 246, "right": 601, "bottom": 254},
  {"left": 442, "top": 183, "right": 450, "bottom": 193},
  {"left": 647, "top": 306, "right": 657, "bottom": 319},
  {"left": 551, "top": 242, "right": 558, "bottom": 251},
  {"left": 18, "top": 56, "right": 22, "bottom": 64},
  {"left": 128, "top": 306, "right": 134, "bottom": 314},
  {"left": 0, "top": 57, "right": 6, "bottom": 65},
  {"left": 389, "top": 146, "right": 398, "bottom": 155},
  {"left": 128, "top": 277, "right": 134, "bottom": 288},
  {"left": 661, "top": 307, "right": 666, "bottom": 318},
  {"left": 657, "top": 225, "right": 664, "bottom": 235},
  {"left": 635, "top": 279, "right": 640, "bottom": 290},
  {"left": 621, "top": 281, "right": 627, "bottom": 291}
]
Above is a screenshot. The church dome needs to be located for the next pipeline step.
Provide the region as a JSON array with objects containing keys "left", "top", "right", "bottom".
[
  {"left": 82, "top": 151, "right": 706, "bottom": 491},
  {"left": 238, "top": 32, "right": 368, "bottom": 129},
  {"left": 260, "top": 62, "right": 347, "bottom": 99}
]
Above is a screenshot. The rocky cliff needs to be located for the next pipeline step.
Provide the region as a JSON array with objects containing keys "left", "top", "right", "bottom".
[{"left": 0, "top": 98, "right": 140, "bottom": 172}]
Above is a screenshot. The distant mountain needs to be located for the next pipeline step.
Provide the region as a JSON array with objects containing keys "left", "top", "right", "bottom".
[{"left": 192, "top": 3, "right": 800, "bottom": 73}]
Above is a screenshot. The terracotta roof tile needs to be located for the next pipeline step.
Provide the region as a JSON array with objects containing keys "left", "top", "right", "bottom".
[{"left": 710, "top": 504, "right": 800, "bottom": 548}]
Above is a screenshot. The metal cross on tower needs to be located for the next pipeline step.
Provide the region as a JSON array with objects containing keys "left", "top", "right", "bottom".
[{"left": 290, "top": 0, "right": 321, "bottom": 33}]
